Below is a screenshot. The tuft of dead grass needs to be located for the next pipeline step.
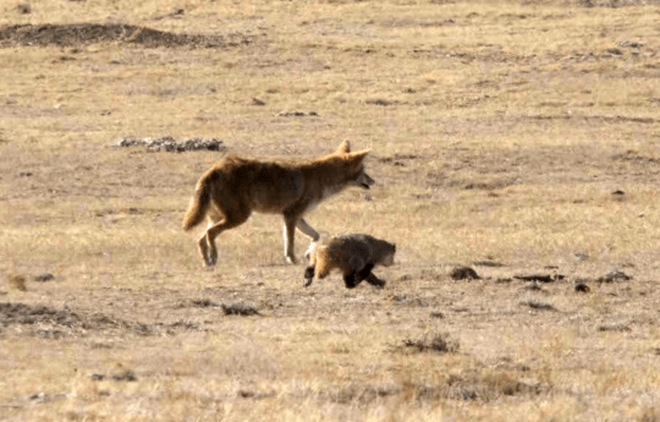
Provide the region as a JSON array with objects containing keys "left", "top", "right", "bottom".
[
  {"left": 396, "top": 332, "right": 460, "bottom": 354},
  {"left": 6, "top": 274, "right": 27, "bottom": 291}
]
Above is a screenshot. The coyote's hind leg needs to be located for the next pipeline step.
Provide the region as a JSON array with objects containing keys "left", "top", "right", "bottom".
[{"left": 202, "top": 207, "right": 250, "bottom": 267}]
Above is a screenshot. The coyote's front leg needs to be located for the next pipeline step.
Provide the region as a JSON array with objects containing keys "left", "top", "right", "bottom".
[
  {"left": 298, "top": 218, "right": 320, "bottom": 261},
  {"left": 283, "top": 216, "right": 299, "bottom": 264}
]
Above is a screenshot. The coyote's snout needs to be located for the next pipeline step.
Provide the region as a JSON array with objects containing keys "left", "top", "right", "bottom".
[{"left": 182, "top": 141, "right": 374, "bottom": 267}]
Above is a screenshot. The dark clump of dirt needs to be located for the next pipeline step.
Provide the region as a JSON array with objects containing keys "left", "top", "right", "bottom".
[
  {"left": 520, "top": 298, "right": 556, "bottom": 311},
  {"left": 0, "top": 23, "right": 250, "bottom": 48},
  {"left": 598, "top": 269, "right": 632, "bottom": 283},
  {"left": 111, "top": 370, "right": 138, "bottom": 382},
  {"left": 221, "top": 302, "right": 260, "bottom": 316},
  {"left": 450, "top": 266, "right": 480, "bottom": 280},
  {"left": 34, "top": 273, "right": 55, "bottom": 282},
  {"left": 237, "top": 390, "right": 277, "bottom": 400},
  {"left": 0, "top": 302, "right": 81, "bottom": 326},
  {"left": 191, "top": 299, "right": 220, "bottom": 308},
  {"left": 88, "top": 370, "right": 138, "bottom": 382},
  {"left": 598, "top": 321, "right": 631, "bottom": 332},
  {"left": 473, "top": 260, "right": 504, "bottom": 267},
  {"left": 277, "top": 110, "right": 319, "bottom": 117},
  {"left": 0, "top": 302, "right": 198, "bottom": 337},
  {"left": 575, "top": 281, "right": 591, "bottom": 293},
  {"left": 514, "top": 273, "right": 564, "bottom": 283}
]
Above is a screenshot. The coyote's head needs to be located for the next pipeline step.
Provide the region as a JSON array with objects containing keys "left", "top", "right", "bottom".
[{"left": 336, "top": 140, "right": 375, "bottom": 190}]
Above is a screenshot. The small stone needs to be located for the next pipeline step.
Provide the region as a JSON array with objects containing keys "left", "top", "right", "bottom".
[
  {"left": 34, "top": 273, "right": 54, "bottom": 282},
  {"left": 252, "top": 97, "right": 266, "bottom": 106},
  {"left": 599, "top": 270, "right": 632, "bottom": 283},
  {"left": 575, "top": 282, "right": 590, "bottom": 293},
  {"left": 574, "top": 252, "right": 589, "bottom": 261}
]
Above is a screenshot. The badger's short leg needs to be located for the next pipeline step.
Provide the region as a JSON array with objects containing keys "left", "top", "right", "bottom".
[
  {"left": 303, "top": 265, "right": 315, "bottom": 287},
  {"left": 360, "top": 263, "right": 385, "bottom": 288},
  {"left": 357, "top": 263, "right": 375, "bottom": 281},
  {"left": 344, "top": 271, "right": 363, "bottom": 289},
  {"left": 344, "top": 263, "right": 376, "bottom": 289},
  {"left": 365, "top": 273, "right": 386, "bottom": 289}
]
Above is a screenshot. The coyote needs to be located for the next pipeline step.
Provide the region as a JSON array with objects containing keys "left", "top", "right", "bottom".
[
  {"left": 182, "top": 141, "right": 374, "bottom": 267},
  {"left": 303, "top": 233, "right": 396, "bottom": 289}
]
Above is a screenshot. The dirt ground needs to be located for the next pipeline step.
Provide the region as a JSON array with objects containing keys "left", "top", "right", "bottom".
[{"left": 1, "top": 1, "right": 660, "bottom": 421}]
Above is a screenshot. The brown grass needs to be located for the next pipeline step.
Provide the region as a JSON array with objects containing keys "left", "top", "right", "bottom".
[{"left": 2, "top": 0, "right": 660, "bottom": 420}]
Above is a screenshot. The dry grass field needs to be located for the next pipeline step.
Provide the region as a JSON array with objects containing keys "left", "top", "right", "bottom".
[{"left": 2, "top": 0, "right": 660, "bottom": 420}]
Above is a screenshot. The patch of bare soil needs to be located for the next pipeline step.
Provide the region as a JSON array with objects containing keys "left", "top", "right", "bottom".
[
  {"left": 0, "top": 302, "right": 201, "bottom": 337},
  {"left": 0, "top": 23, "right": 250, "bottom": 48}
]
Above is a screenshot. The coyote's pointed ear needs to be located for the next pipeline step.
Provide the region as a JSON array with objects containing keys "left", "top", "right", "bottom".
[
  {"left": 348, "top": 149, "right": 370, "bottom": 165},
  {"left": 336, "top": 140, "right": 351, "bottom": 154}
]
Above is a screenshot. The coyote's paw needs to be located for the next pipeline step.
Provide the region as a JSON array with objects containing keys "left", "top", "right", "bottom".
[
  {"left": 203, "top": 256, "right": 217, "bottom": 268},
  {"left": 303, "top": 278, "right": 313, "bottom": 287},
  {"left": 286, "top": 255, "right": 298, "bottom": 265},
  {"left": 206, "top": 251, "right": 218, "bottom": 267}
]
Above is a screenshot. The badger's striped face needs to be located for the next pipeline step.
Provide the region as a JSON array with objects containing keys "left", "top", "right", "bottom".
[{"left": 381, "top": 244, "right": 396, "bottom": 267}]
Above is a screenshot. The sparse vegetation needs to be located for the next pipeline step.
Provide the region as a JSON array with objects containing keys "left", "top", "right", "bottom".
[
  {"left": 398, "top": 332, "right": 460, "bottom": 354},
  {"left": 2, "top": 0, "right": 660, "bottom": 420},
  {"left": 521, "top": 297, "right": 557, "bottom": 311}
]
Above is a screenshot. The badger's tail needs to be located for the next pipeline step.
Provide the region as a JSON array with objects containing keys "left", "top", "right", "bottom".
[
  {"left": 182, "top": 179, "right": 211, "bottom": 231},
  {"left": 314, "top": 246, "right": 334, "bottom": 279}
]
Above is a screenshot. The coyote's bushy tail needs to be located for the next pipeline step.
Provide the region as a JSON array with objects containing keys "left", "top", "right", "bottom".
[{"left": 182, "top": 180, "right": 211, "bottom": 231}]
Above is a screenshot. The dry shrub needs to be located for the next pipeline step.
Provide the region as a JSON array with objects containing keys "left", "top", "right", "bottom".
[
  {"left": 598, "top": 321, "right": 631, "bottom": 332},
  {"left": 328, "top": 383, "right": 400, "bottom": 405},
  {"left": 481, "top": 371, "right": 540, "bottom": 397},
  {"left": 397, "top": 332, "right": 459, "bottom": 354},
  {"left": 6, "top": 274, "right": 27, "bottom": 291},
  {"left": 192, "top": 299, "right": 220, "bottom": 308},
  {"left": 400, "top": 370, "right": 543, "bottom": 404}
]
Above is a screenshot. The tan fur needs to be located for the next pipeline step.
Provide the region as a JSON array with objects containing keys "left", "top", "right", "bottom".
[
  {"left": 304, "top": 233, "right": 396, "bottom": 289},
  {"left": 183, "top": 141, "right": 375, "bottom": 267}
]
